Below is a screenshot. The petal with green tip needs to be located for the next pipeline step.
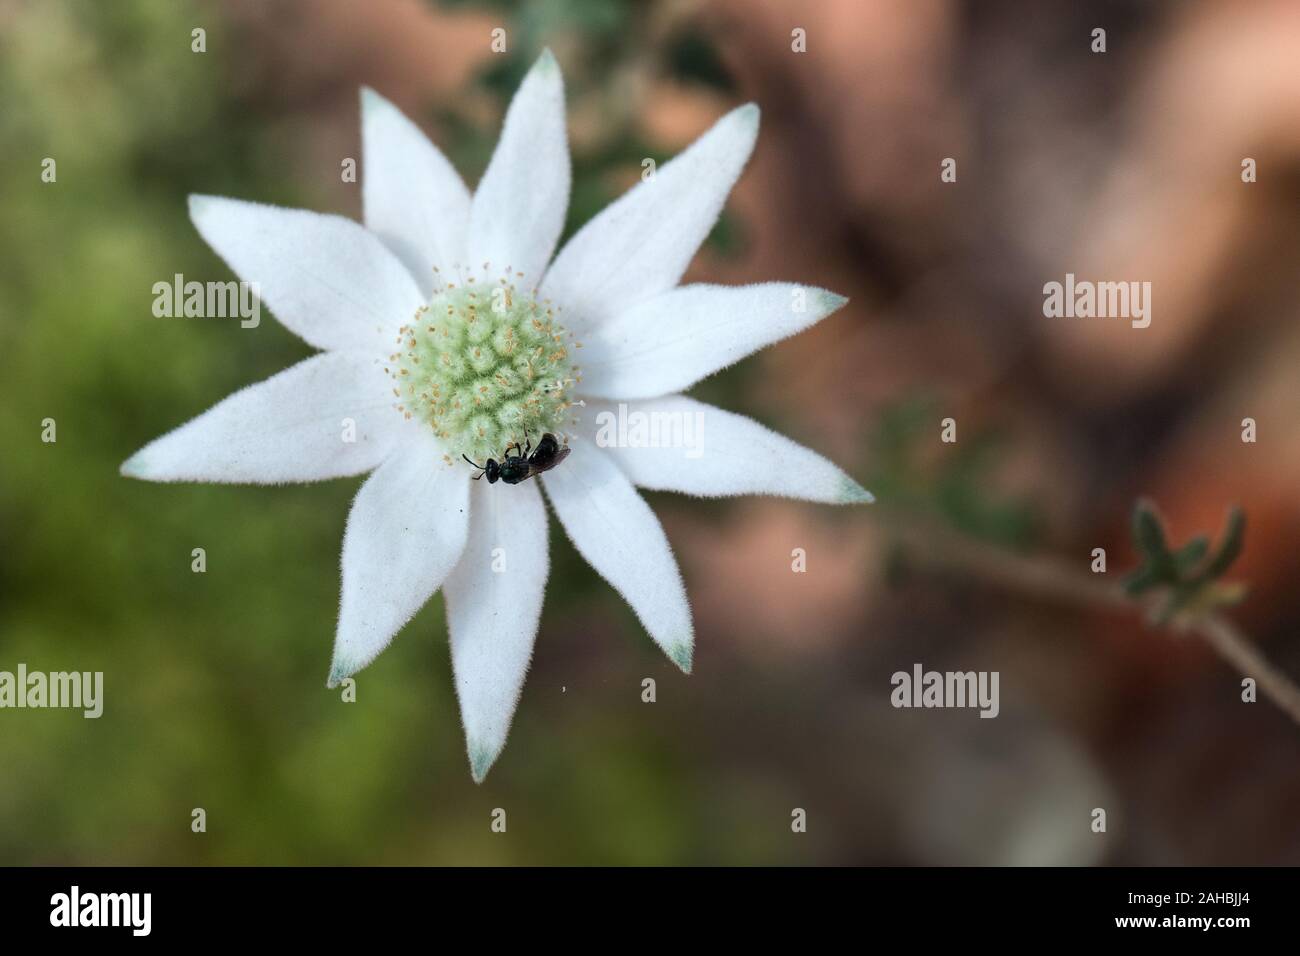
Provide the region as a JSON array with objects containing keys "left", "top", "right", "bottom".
[
  {"left": 541, "top": 103, "right": 760, "bottom": 338},
  {"left": 574, "top": 395, "right": 872, "bottom": 505},
  {"left": 444, "top": 479, "right": 549, "bottom": 784},
  {"left": 578, "top": 282, "right": 849, "bottom": 400},
  {"left": 121, "top": 352, "right": 402, "bottom": 484},
  {"left": 329, "top": 433, "right": 470, "bottom": 685},
  {"left": 542, "top": 441, "right": 694, "bottom": 671}
]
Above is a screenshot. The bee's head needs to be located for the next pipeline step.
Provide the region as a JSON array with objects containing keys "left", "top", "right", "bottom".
[{"left": 484, "top": 459, "right": 501, "bottom": 483}]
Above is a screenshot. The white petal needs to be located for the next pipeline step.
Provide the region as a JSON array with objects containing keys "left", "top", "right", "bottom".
[
  {"left": 542, "top": 440, "right": 693, "bottom": 672},
  {"left": 329, "top": 435, "right": 470, "bottom": 684},
  {"left": 577, "top": 396, "right": 873, "bottom": 504},
  {"left": 578, "top": 283, "right": 848, "bottom": 399},
  {"left": 361, "top": 87, "right": 472, "bottom": 297},
  {"left": 443, "top": 479, "right": 549, "bottom": 783},
  {"left": 189, "top": 195, "right": 424, "bottom": 353},
  {"left": 120, "top": 352, "right": 401, "bottom": 484},
  {"left": 465, "top": 49, "right": 569, "bottom": 290},
  {"left": 540, "top": 103, "right": 759, "bottom": 337}
]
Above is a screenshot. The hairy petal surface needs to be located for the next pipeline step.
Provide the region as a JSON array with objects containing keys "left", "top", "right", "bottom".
[
  {"left": 121, "top": 352, "right": 401, "bottom": 484},
  {"left": 577, "top": 396, "right": 873, "bottom": 504},
  {"left": 579, "top": 283, "right": 848, "bottom": 399},
  {"left": 329, "top": 435, "right": 471, "bottom": 685},
  {"left": 466, "top": 49, "right": 570, "bottom": 290},
  {"left": 189, "top": 195, "right": 423, "bottom": 353},
  {"left": 443, "top": 479, "right": 549, "bottom": 783},
  {"left": 361, "top": 87, "right": 472, "bottom": 296},
  {"left": 542, "top": 440, "right": 693, "bottom": 671},
  {"left": 541, "top": 103, "right": 759, "bottom": 337}
]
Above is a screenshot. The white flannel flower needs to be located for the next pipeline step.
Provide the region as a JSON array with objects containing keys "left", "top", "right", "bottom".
[{"left": 122, "top": 51, "right": 871, "bottom": 782}]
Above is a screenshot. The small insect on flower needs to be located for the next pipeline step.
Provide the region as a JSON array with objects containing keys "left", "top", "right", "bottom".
[{"left": 462, "top": 432, "right": 571, "bottom": 485}]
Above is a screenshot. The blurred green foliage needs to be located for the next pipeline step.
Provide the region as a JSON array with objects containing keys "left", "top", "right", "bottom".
[{"left": 866, "top": 396, "right": 1040, "bottom": 550}]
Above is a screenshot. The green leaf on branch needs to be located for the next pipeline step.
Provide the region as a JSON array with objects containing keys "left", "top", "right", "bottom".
[
  {"left": 1173, "top": 535, "right": 1209, "bottom": 574},
  {"left": 1124, "top": 501, "right": 1248, "bottom": 625},
  {"left": 1192, "top": 506, "right": 1245, "bottom": 586},
  {"left": 1132, "top": 499, "right": 1176, "bottom": 578},
  {"left": 1122, "top": 565, "right": 1161, "bottom": 597}
]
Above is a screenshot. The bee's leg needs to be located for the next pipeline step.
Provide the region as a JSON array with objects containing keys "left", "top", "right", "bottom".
[{"left": 523, "top": 430, "right": 532, "bottom": 456}]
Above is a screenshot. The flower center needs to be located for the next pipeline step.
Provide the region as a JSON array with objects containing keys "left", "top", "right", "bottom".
[{"left": 388, "top": 274, "right": 577, "bottom": 463}]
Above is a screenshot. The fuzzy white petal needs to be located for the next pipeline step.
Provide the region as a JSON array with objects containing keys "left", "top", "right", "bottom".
[
  {"left": 542, "top": 440, "right": 693, "bottom": 672},
  {"left": 577, "top": 396, "right": 873, "bottom": 504},
  {"left": 579, "top": 283, "right": 848, "bottom": 399},
  {"left": 361, "top": 88, "right": 472, "bottom": 297},
  {"left": 120, "top": 352, "right": 400, "bottom": 484},
  {"left": 540, "top": 103, "right": 759, "bottom": 337},
  {"left": 189, "top": 195, "right": 424, "bottom": 353},
  {"left": 329, "top": 436, "right": 470, "bottom": 684},
  {"left": 443, "top": 479, "right": 548, "bottom": 783},
  {"left": 465, "top": 49, "right": 569, "bottom": 290}
]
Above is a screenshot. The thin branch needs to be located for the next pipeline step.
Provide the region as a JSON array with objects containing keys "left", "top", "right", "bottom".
[
  {"left": 873, "top": 511, "right": 1300, "bottom": 726},
  {"left": 1195, "top": 615, "right": 1300, "bottom": 725}
]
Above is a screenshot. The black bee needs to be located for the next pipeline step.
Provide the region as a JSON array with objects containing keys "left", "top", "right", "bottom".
[{"left": 462, "top": 432, "right": 571, "bottom": 485}]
